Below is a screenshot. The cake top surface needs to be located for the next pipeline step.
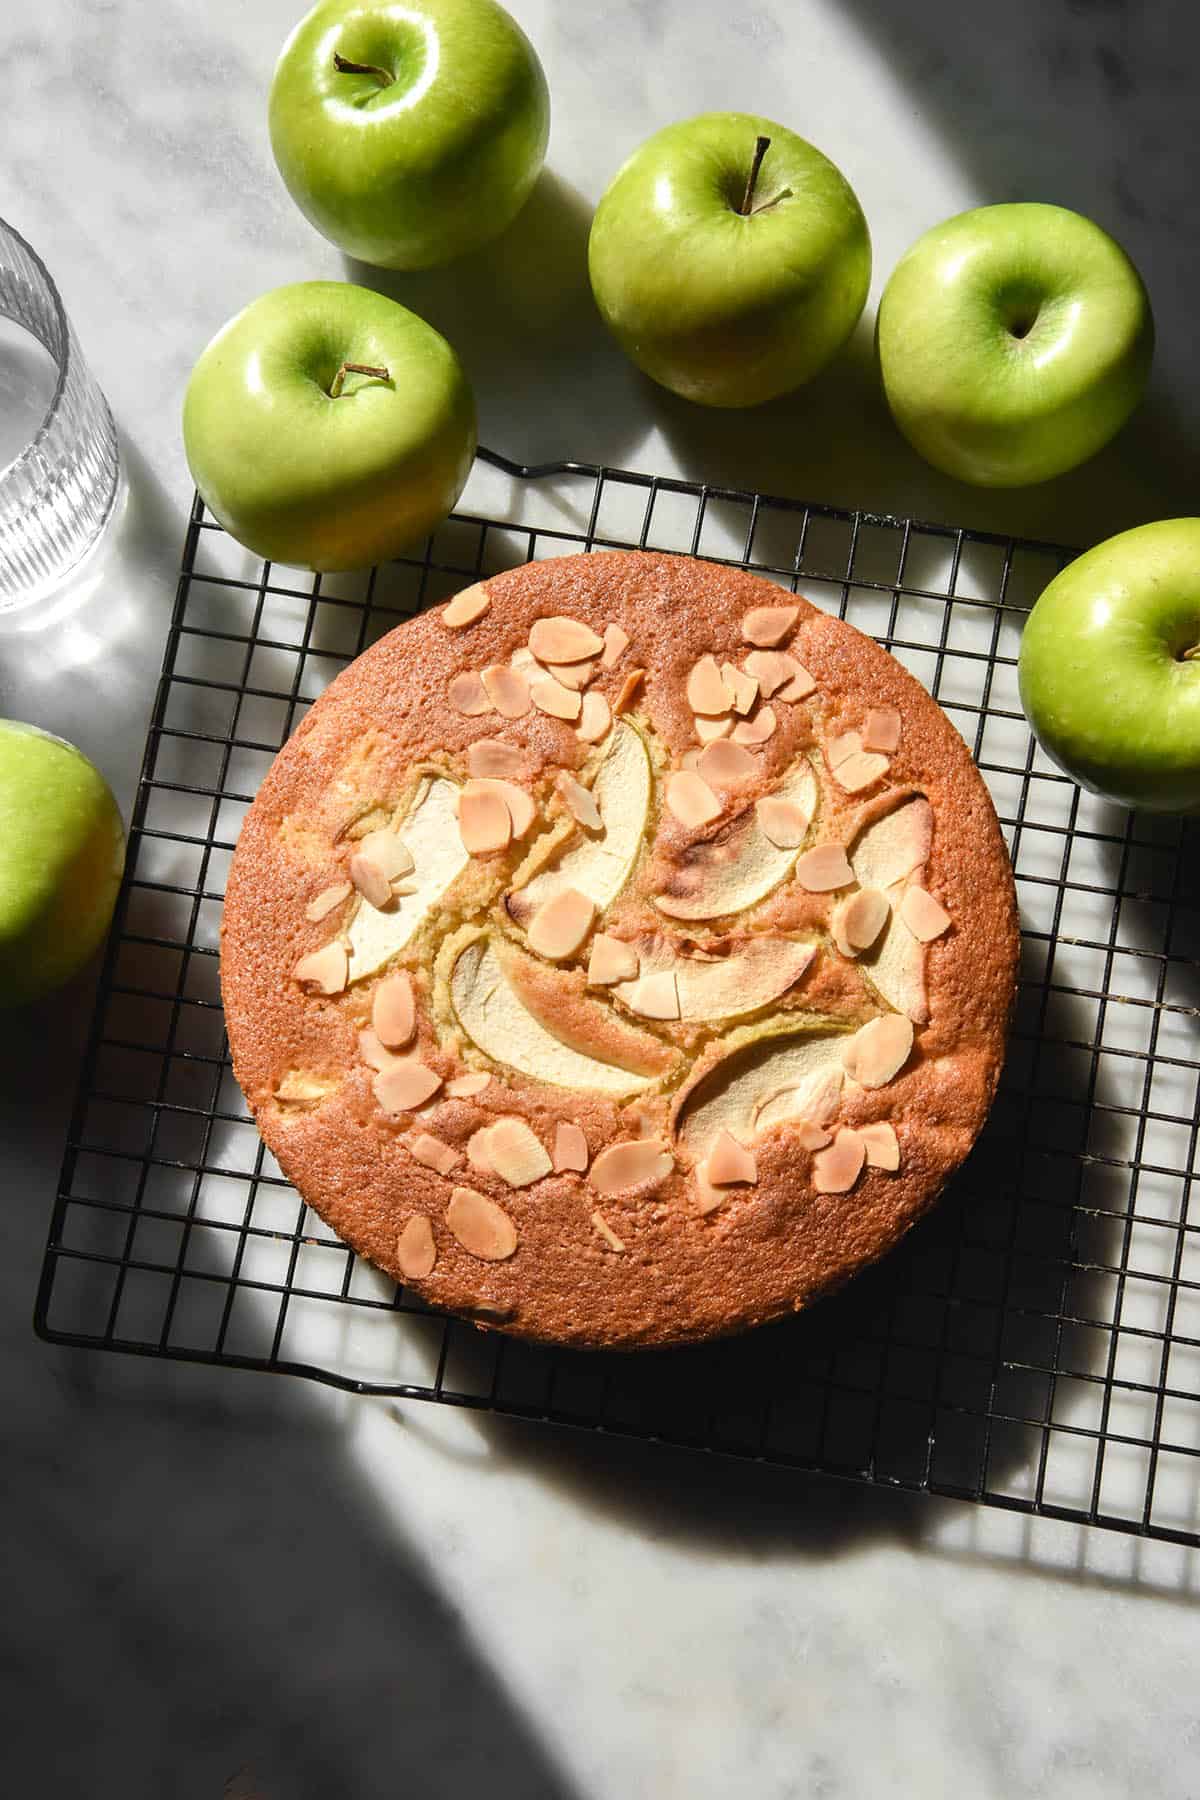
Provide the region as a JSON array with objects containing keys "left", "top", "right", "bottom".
[{"left": 220, "top": 550, "right": 1019, "bottom": 1348}]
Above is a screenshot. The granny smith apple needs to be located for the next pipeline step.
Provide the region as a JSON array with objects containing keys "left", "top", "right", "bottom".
[
  {"left": 1018, "top": 519, "right": 1200, "bottom": 812},
  {"left": 182, "top": 281, "right": 476, "bottom": 570},
  {"left": 269, "top": 0, "right": 549, "bottom": 270},
  {"left": 0, "top": 720, "right": 125, "bottom": 1007},
  {"left": 587, "top": 113, "right": 871, "bottom": 408},
  {"left": 877, "top": 203, "right": 1153, "bottom": 486}
]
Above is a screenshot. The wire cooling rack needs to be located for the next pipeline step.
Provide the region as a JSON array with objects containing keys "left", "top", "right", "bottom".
[{"left": 34, "top": 446, "right": 1200, "bottom": 1546}]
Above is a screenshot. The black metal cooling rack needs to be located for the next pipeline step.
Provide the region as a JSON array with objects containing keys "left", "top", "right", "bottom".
[{"left": 34, "top": 446, "right": 1200, "bottom": 1547}]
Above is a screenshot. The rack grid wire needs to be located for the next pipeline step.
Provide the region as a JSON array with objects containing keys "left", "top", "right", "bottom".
[{"left": 34, "top": 446, "right": 1200, "bottom": 1547}]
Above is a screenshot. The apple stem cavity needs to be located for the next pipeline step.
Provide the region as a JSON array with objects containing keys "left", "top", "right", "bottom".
[
  {"left": 738, "top": 135, "right": 772, "bottom": 216},
  {"left": 328, "top": 361, "right": 390, "bottom": 399},
  {"left": 332, "top": 50, "right": 394, "bottom": 87}
]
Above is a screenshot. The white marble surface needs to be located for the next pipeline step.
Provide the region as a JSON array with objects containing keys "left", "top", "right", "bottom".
[{"left": 5, "top": 1, "right": 1200, "bottom": 1794}]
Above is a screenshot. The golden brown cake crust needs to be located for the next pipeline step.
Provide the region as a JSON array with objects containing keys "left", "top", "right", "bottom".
[{"left": 220, "top": 551, "right": 1019, "bottom": 1348}]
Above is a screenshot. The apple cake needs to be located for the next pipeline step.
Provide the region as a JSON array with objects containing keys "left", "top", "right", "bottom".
[{"left": 221, "top": 550, "right": 1018, "bottom": 1348}]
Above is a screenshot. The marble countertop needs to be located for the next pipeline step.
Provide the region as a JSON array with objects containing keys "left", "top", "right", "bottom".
[{"left": 5, "top": 1, "right": 1200, "bottom": 1794}]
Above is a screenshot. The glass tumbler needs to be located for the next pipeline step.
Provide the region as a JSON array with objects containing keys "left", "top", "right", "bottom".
[{"left": 0, "top": 216, "right": 120, "bottom": 613}]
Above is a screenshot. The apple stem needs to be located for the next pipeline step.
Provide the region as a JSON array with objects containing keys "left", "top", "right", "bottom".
[
  {"left": 1181, "top": 645, "right": 1200, "bottom": 662},
  {"left": 739, "top": 135, "right": 772, "bottom": 215},
  {"left": 333, "top": 50, "right": 393, "bottom": 87},
  {"left": 329, "top": 362, "right": 390, "bottom": 399}
]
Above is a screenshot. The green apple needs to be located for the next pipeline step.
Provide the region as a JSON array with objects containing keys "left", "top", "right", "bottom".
[
  {"left": 269, "top": 0, "right": 549, "bottom": 270},
  {"left": 587, "top": 112, "right": 871, "bottom": 408},
  {"left": 0, "top": 720, "right": 125, "bottom": 1007},
  {"left": 182, "top": 281, "right": 476, "bottom": 570},
  {"left": 877, "top": 203, "right": 1153, "bottom": 486},
  {"left": 1018, "top": 518, "right": 1200, "bottom": 812}
]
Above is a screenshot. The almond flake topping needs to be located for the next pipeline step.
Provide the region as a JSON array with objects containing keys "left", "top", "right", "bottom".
[
  {"left": 743, "top": 649, "right": 814, "bottom": 700},
  {"left": 487, "top": 1116, "right": 552, "bottom": 1187},
  {"left": 666, "top": 769, "right": 722, "bottom": 828},
  {"left": 694, "top": 1165, "right": 729, "bottom": 1215},
  {"left": 613, "top": 668, "right": 645, "bottom": 714},
  {"left": 601, "top": 623, "right": 629, "bottom": 669},
  {"left": 553, "top": 1122, "right": 589, "bottom": 1173},
  {"left": 831, "top": 887, "right": 890, "bottom": 958},
  {"left": 358, "top": 830, "right": 415, "bottom": 881},
  {"left": 442, "top": 585, "right": 491, "bottom": 629},
  {"left": 447, "top": 1071, "right": 491, "bottom": 1099},
  {"left": 408, "top": 1131, "right": 461, "bottom": 1175},
  {"left": 858, "top": 1121, "right": 900, "bottom": 1170},
  {"left": 833, "top": 750, "right": 890, "bottom": 794},
  {"left": 466, "top": 1124, "right": 496, "bottom": 1172},
  {"left": 863, "top": 706, "right": 902, "bottom": 754},
  {"left": 695, "top": 715, "right": 733, "bottom": 744},
  {"left": 348, "top": 853, "right": 393, "bottom": 911},
  {"left": 624, "top": 969, "right": 680, "bottom": 1020},
  {"left": 826, "top": 730, "right": 862, "bottom": 770},
  {"left": 587, "top": 933, "right": 639, "bottom": 985},
  {"left": 373, "top": 1061, "right": 443, "bottom": 1112},
  {"left": 305, "top": 882, "right": 351, "bottom": 922},
  {"left": 458, "top": 782, "right": 512, "bottom": 855},
  {"left": 481, "top": 664, "right": 531, "bottom": 719},
  {"left": 777, "top": 661, "right": 817, "bottom": 701},
  {"left": 467, "top": 740, "right": 523, "bottom": 779},
  {"left": 900, "top": 885, "right": 952, "bottom": 942},
  {"left": 733, "top": 706, "right": 777, "bottom": 746},
  {"left": 294, "top": 942, "right": 348, "bottom": 994},
  {"left": 545, "top": 659, "right": 597, "bottom": 691},
  {"left": 527, "top": 886, "right": 596, "bottom": 961},
  {"left": 590, "top": 1138, "right": 674, "bottom": 1196},
  {"left": 794, "top": 843, "right": 854, "bottom": 891},
  {"left": 373, "top": 971, "right": 416, "bottom": 1049},
  {"left": 556, "top": 770, "right": 602, "bottom": 831},
  {"left": 591, "top": 1210, "right": 626, "bottom": 1251},
  {"left": 446, "top": 1186, "right": 518, "bottom": 1260},
  {"left": 721, "top": 661, "right": 759, "bottom": 716},
  {"left": 577, "top": 690, "right": 612, "bottom": 742},
  {"left": 842, "top": 1013, "right": 914, "bottom": 1089},
  {"left": 474, "top": 777, "right": 536, "bottom": 839},
  {"left": 706, "top": 1129, "right": 758, "bottom": 1186},
  {"left": 687, "top": 655, "right": 733, "bottom": 716},
  {"left": 743, "top": 603, "right": 800, "bottom": 647},
  {"left": 396, "top": 1214, "right": 437, "bottom": 1279},
  {"left": 358, "top": 1027, "right": 399, "bottom": 1073},
  {"left": 696, "top": 739, "right": 758, "bottom": 786},
  {"left": 449, "top": 671, "right": 492, "bottom": 717},
  {"left": 529, "top": 616, "right": 604, "bottom": 663},
  {"left": 755, "top": 796, "right": 810, "bottom": 849},
  {"left": 530, "top": 674, "right": 583, "bottom": 721},
  {"left": 813, "top": 1127, "right": 866, "bottom": 1194}
]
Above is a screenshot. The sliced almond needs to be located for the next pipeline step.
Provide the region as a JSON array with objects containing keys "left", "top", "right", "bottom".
[
  {"left": 576, "top": 690, "right": 612, "bottom": 742},
  {"left": 487, "top": 1116, "right": 552, "bottom": 1187},
  {"left": 449, "top": 670, "right": 493, "bottom": 717},
  {"left": 794, "top": 843, "right": 854, "bottom": 892},
  {"left": 305, "top": 882, "right": 351, "bottom": 922},
  {"left": 667, "top": 769, "right": 722, "bottom": 828},
  {"left": 293, "top": 942, "right": 348, "bottom": 994},
  {"left": 900, "top": 885, "right": 952, "bottom": 942},
  {"left": 466, "top": 1124, "right": 496, "bottom": 1172},
  {"left": 721, "top": 661, "right": 759, "bottom": 716},
  {"left": 706, "top": 1129, "right": 757, "bottom": 1186},
  {"left": 777, "top": 661, "right": 817, "bottom": 701},
  {"left": 863, "top": 706, "right": 902, "bottom": 754},
  {"left": 348, "top": 853, "right": 393, "bottom": 911},
  {"left": 613, "top": 668, "right": 645, "bottom": 714},
  {"left": 587, "top": 932, "right": 639, "bottom": 985},
  {"left": 359, "top": 830, "right": 415, "bottom": 882},
  {"left": 755, "top": 796, "right": 810, "bottom": 849},
  {"left": 623, "top": 969, "right": 680, "bottom": 1020},
  {"left": 687, "top": 654, "right": 733, "bottom": 716},
  {"left": 743, "top": 650, "right": 793, "bottom": 699},
  {"left": 695, "top": 714, "right": 734, "bottom": 744},
  {"left": 842, "top": 1013, "right": 914, "bottom": 1089},
  {"left": 446, "top": 1186, "right": 518, "bottom": 1260},
  {"left": 447, "top": 1071, "right": 491, "bottom": 1099},
  {"left": 396, "top": 1214, "right": 437, "bottom": 1279},
  {"left": 545, "top": 658, "right": 597, "bottom": 691},
  {"left": 408, "top": 1131, "right": 461, "bottom": 1175},
  {"left": 556, "top": 770, "right": 603, "bottom": 831},
  {"left": 831, "top": 887, "right": 890, "bottom": 958},
  {"left": 511, "top": 645, "right": 537, "bottom": 671},
  {"left": 458, "top": 782, "right": 512, "bottom": 855},
  {"left": 694, "top": 1164, "right": 729, "bottom": 1215},
  {"left": 858, "top": 1121, "right": 900, "bottom": 1171},
  {"left": 373, "top": 1061, "right": 443, "bottom": 1112},
  {"left": 527, "top": 886, "right": 596, "bottom": 961},
  {"left": 754, "top": 1066, "right": 844, "bottom": 1132},
  {"left": 358, "top": 1027, "right": 399, "bottom": 1073},
  {"left": 813, "top": 1127, "right": 866, "bottom": 1194},
  {"left": 467, "top": 740, "right": 524, "bottom": 780},
  {"left": 475, "top": 777, "right": 536, "bottom": 840},
  {"left": 529, "top": 616, "right": 604, "bottom": 663},
  {"left": 590, "top": 1138, "right": 674, "bottom": 1196},
  {"left": 826, "top": 730, "right": 863, "bottom": 770},
  {"left": 591, "top": 1210, "right": 626, "bottom": 1250},
  {"left": 792, "top": 1119, "right": 834, "bottom": 1151},
  {"left": 372, "top": 971, "right": 416, "bottom": 1049},
  {"left": 531, "top": 674, "right": 583, "bottom": 722},
  {"left": 732, "top": 706, "right": 777, "bottom": 746},
  {"left": 481, "top": 664, "right": 531, "bottom": 719},
  {"left": 442, "top": 584, "right": 491, "bottom": 629},
  {"left": 833, "top": 750, "right": 889, "bottom": 794},
  {"left": 696, "top": 739, "right": 758, "bottom": 786},
  {"left": 553, "top": 1122, "right": 589, "bottom": 1173},
  {"left": 743, "top": 603, "right": 800, "bottom": 647},
  {"left": 601, "top": 623, "right": 629, "bottom": 669}
]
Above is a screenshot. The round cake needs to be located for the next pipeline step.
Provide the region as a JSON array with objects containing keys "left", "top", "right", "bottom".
[{"left": 221, "top": 550, "right": 1019, "bottom": 1348}]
